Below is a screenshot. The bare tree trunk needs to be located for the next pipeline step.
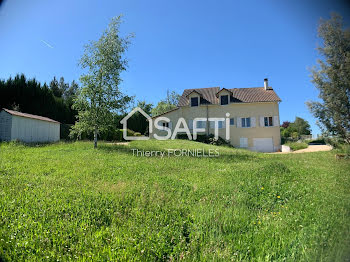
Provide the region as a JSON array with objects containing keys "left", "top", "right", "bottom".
[{"left": 94, "top": 127, "right": 98, "bottom": 148}]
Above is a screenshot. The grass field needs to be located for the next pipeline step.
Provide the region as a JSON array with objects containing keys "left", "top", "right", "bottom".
[{"left": 0, "top": 140, "right": 350, "bottom": 261}]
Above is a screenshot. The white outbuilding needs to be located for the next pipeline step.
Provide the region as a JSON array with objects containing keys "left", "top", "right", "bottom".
[{"left": 0, "top": 108, "right": 60, "bottom": 143}]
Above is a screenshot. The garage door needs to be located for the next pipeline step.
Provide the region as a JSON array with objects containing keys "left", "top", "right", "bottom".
[{"left": 253, "top": 138, "right": 274, "bottom": 152}]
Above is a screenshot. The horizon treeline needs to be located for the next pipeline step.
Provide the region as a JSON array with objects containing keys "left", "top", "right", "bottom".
[{"left": 0, "top": 74, "right": 78, "bottom": 124}]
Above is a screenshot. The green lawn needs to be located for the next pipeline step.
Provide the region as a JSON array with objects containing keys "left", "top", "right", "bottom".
[{"left": 0, "top": 140, "right": 350, "bottom": 261}]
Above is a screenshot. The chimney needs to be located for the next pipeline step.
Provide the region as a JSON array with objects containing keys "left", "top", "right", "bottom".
[{"left": 264, "top": 78, "right": 269, "bottom": 90}]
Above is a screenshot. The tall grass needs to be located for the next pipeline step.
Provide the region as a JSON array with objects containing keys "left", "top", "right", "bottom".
[{"left": 0, "top": 140, "right": 349, "bottom": 261}]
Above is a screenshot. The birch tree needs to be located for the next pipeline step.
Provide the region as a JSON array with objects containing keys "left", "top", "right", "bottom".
[{"left": 71, "top": 16, "right": 133, "bottom": 148}]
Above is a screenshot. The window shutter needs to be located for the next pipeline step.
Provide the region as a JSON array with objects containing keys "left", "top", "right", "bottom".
[
  {"left": 210, "top": 121, "right": 214, "bottom": 129},
  {"left": 188, "top": 119, "right": 193, "bottom": 129},
  {"left": 260, "top": 117, "right": 264, "bottom": 127},
  {"left": 251, "top": 117, "right": 256, "bottom": 127},
  {"left": 273, "top": 116, "right": 279, "bottom": 127},
  {"left": 237, "top": 117, "right": 241, "bottom": 128},
  {"left": 169, "top": 122, "right": 172, "bottom": 129}
]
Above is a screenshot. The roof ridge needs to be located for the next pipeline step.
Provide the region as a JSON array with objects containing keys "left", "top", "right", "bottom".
[
  {"left": 177, "top": 85, "right": 281, "bottom": 107},
  {"left": 2, "top": 108, "right": 60, "bottom": 123}
]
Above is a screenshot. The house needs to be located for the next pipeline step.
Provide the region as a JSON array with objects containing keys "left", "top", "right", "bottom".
[
  {"left": 151, "top": 79, "right": 282, "bottom": 152},
  {"left": 0, "top": 108, "right": 60, "bottom": 143}
]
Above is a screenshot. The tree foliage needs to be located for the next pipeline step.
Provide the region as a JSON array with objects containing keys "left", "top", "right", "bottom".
[
  {"left": 126, "top": 100, "right": 153, "bottom": 135},
  {"left": 71, "top": 16, "right": 133, "bottom": 148},
  {"left": 281, "top": 121, "right": 290, "bottom": 129},
  {"left": 307, "top": 13, "right": 350, "bottom": 143},
  {"left": 151, "top": 90, "right": 180, "bottom": 117},
  {"left": 280, "top": 117, "right": 311, "bottom": 139},
  {"left": 0, "top": 74, "right": 77, "bottom": 125}
]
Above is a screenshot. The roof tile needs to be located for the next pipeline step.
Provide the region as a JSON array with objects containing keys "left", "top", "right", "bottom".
[{"left": 178, "top": 87, "right": 281, "bottom": 106}]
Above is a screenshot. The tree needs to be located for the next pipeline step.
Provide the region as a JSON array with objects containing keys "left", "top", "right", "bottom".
[
  {"left": 151, "top": 90, "right": 180, "bottom": 116},
  {"left": 58, "top": 77, "right": 69, "bottom": 99},
  {"left": 71, "top": 16, "right": 133, "bottom": 148},
  {"left": 307, "top": 13, "right": 350, "bottom": 143},
  {"left": 137, "top": 100, "right": 153, "bottom": 115},
  {"left": 50, "top": 76, "right": 62, "bottom": 98},
  {"left": 280, "top": 117, "right": 311, "bottom": 139},
  {"left": 281, "top": 121, "right": 290, "bottom": 129},
  {"left": 127, "top": 100, "right": 153, "bottom": 134},
  {"left": 66, "top": 80, "right": 79, "bottom": 102},
  {"left": 290, "top": 117, "right": 311, "bottom": 136},
  {"left": 0, "top": 74, "right": 75, "bottom": 125}
]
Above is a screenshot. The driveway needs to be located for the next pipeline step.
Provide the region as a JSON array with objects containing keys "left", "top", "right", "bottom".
[
  {"left": 271, "top": 145, "right": 333, "bottom": 154},
  {"left": 292, "top": 145, "right": 332, "bottom": 153}
]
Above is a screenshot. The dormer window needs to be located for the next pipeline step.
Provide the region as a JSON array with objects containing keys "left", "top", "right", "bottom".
[
  {"left": 220, "top": 95, "right": 229, "bottom": 105},
  {"left": 191, "top": 97, "right": 199, "bottom": 107}
]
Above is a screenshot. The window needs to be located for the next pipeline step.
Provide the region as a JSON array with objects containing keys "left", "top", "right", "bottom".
[
  {"left": 264, "top": 116, "right": 273, "bottom": 127},
  {"left": 191, "top": 97, "right": 199, "bottom": 107},
  {"left": 162, "top": 122, "right": 169, "bottom": 128},
  {"left": 196, "top": 120, "right": 205, "bottom": 128},
  {"left": 209, "top": 121, "right": 224, "bottom": 128},
  {"left": 230, "top": 118, "right": 234, "bottom": 126},
  {"left": 220, "top": 95, "right": 228, "bottom": 105},
  {"left": 240, "top": 137, "right": 248, "bottom": 148},
  {"left": 242, "top": 117, "right": 251, "bottom": 128},
  {"left": 188, "top": 119, "right": 193, "bottom": 129}
]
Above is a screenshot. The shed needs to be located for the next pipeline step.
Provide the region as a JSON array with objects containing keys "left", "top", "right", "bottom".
[{"left": 0, "top": 108, "right": 60, "bottom": 143}]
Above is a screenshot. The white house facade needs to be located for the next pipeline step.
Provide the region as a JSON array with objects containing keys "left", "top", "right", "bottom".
[{"left": 151, "top": 79, "right": 282, "bottom": 152}]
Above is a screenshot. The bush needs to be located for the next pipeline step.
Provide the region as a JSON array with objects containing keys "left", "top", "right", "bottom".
[
  {"left": 324, "top": 136, "right": 345, "bottom": 148},
  {"left": 308, "top": 139, "right": 326, "bottom": 145},
  {"left": 107, "top": 129, "right": 137, "bottom": 141},
  {"left": 285, "top": 142, "right": 308, "bottom": 151},
  {"left": 60, "top": 124, "right": 73, "bottom": 140},
  {"left": 71, "top": 128, "right": 138, "bottom": 142},
  {"left": 176, "top": 133, "right": 233, "bottom": 147},
  {"left": 336, "top": 144, "right": 350, "bottom": 159}
]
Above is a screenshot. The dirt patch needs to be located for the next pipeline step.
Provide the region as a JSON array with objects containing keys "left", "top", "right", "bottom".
[
  {"left": 271, "top": 145, "right": 333, "bottom": 154},
  {"left": 293, "top": 145, "right": 332, "bottom": 153},
  {"left": 110, "top": 142, "right": 129, "bottom": 146}
]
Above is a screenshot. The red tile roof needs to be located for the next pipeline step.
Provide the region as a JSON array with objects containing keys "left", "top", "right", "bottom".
[
  {"left": 178, "top": 87, "right": 281, "bottom": 107},
  {"left": 2, "top": 108, "right": 60, "bottom": 123}
]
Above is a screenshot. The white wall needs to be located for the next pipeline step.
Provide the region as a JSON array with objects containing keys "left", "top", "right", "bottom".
[
  {"left": 10, "top": 115, "right": 60, "bottom": 143},
  {"left": 0, "top": 111, "right": 12, "bottom": 141}
]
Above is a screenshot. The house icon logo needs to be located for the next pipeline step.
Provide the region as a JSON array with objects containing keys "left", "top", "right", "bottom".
[{"left": 120, "top": 107, "right": 153, "bottom": 140}]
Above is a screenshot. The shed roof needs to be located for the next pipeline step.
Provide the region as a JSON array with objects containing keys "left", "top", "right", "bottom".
[{"left": 2, "top": 108, "right": 60, "bottom": 124}]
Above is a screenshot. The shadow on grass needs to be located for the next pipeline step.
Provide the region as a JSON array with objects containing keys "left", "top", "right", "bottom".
[{"left": 0, "top": 140, "right": 61, "bottom": 147}]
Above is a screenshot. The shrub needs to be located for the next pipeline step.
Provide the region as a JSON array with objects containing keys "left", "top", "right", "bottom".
[
  {"left": 337, "top": 144, "right": 350, "bottom": 159},
  {"left": 72, "top": 128, "right": 138, "bottom": 142},
  {"left": 285, "top": 142, "right": 308, "bottom": 151},
  {"left": 60, "top": 124, "right": 73, "bottom": 140},
  {"left": 324, "top": 136, "right": 345, "bottom": 148},
  {"left": 308, "top": 139, "right": 326, "bottom": 145},
  {"left": 176, "top": 133, "right": 233, "bottom": 147}
]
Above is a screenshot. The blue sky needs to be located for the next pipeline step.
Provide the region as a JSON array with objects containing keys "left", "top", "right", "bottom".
[{"left": 1, "top": 0, "right": 349, "bottom": 135}]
